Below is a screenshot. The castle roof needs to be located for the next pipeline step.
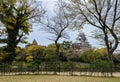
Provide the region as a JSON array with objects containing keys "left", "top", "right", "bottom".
[{"left": 32, "top": 39, "right": 38, "bottom": 45}]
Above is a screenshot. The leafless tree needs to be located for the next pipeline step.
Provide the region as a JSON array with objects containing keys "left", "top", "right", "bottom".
[
  {"left": 40, "top": 0, "right": 74, "bottom": 63},
  {"left": 65, "top": 0, "right": 120, "bottom": 76}
]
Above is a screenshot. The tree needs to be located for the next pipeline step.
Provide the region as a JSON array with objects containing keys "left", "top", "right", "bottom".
[
  {"left": 0, "top": 46, "right": 6, "bottom": 63},
  {"left": 80, "top": 49, "right": 109, "bottom": 74},
  {"left": 0, "top": 0, "right": 45, "bottom": 63},
  {"left": 15, "top": 47, "right": 26, "bottom": 61},
  {"left": 44, "top": 43, "right": 65, "bottom": 61},
  {"left": 40, "top": 0, "right": 74, "bottom": 63},
  {"left": 26, "top": 45, "right": 45, "bottom": 62},
  {"left": 81, "top": 49, "right": 102, "bottom": 63},
  {"left": 44, "top": 44, "right": 56, "bottom": 62},
  {"left": 62, "top": 40, "right": 72, "bottom": 49},
  {"left": 44, "top": 43, "right": 66, "bottom": 73},
  {"left": 26, "top": 45, "right": 45, "bottom": 72},
  {"left": 65, "top": 0, "right": 120, "bottom": 76}
]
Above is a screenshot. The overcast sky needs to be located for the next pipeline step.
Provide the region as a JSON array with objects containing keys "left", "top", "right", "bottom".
[
  {"left": 17, "top": 0, "right": 120, "bottom": 52},
  {"left": 0, "top": 0, "right": 118, "bottom": 51},
  {"left": 26, "top": 0, "right": 103, "bottom": 49}
]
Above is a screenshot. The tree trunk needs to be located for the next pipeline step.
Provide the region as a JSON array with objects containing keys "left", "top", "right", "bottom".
[
  {"left": 3, "top": 29, "right": 18, "bottom": 63},
  {"left": 54, "top": 41, "right": 60, "bottom": 74},
  {"left": 108, "top": 52, "right": 114, "bottom": 77}
]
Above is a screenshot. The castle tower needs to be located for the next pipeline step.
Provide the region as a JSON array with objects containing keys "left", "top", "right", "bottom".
[
  {"left": 72, "top": 32, "right": 91, "bottom": 49},
  {"left": 32, "top": 39, "right": 38, "bottom": 45},
  {"left": 25, "top": 39, "right": 38, "bottom": 48}
]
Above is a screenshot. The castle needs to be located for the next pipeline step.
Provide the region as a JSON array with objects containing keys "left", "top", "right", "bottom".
[{"left": 71, "top": 32, "right": 91, "bottom": 50}]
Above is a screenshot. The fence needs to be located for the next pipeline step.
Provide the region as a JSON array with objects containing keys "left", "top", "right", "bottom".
[{"left": 0, "top": 62, "right": 120, "bottom": 77}]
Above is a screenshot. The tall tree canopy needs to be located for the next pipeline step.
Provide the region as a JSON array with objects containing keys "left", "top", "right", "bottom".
[
  {"left": 65, "top": 0, "right": 120, "bottom": 76},
  {"left": 0, "top": 0, "right": 45, "bottom": 63}
]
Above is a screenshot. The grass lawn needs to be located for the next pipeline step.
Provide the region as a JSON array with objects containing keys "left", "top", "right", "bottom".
[{"left": 0, "top": 75, "right": 120, "bottom": 82}]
